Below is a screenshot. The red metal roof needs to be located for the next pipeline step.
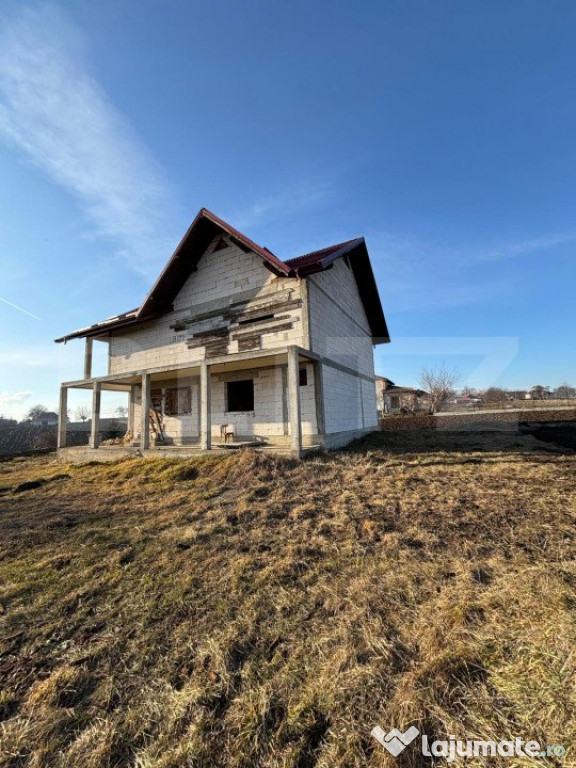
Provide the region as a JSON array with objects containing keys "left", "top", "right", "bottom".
[
  {"left": 285, "top": 238, "right": 362, "bottom": 271},
  {"left": 55, "top": 210, "right": 389, "bottom": 343}
]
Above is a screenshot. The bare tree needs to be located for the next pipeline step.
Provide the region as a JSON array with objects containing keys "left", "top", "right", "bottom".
[
  {"left": 419, "top": 365, "right": 460, "bottom": 414},
  {"left": 483, "top": 387, "right": 507, "bottom": 405},
  {"left": 531, "top": 385, "right": 549, "bottom": 400},
  {"left": 75, "top": 406, "right": 90, "bottom": 422},
  {"left": 26, "top": 404, "right": 49, "bottom": 422},
  {"left": 115, "top": 406, "right": 129, "bottom": 419},
  {"left": 555, "top": 382, "right": 575, "bottom": 400}
]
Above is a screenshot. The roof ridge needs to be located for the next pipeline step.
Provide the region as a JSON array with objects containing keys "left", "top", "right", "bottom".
[
  {"left": 55, "top": 212, "right": 388, "bottom": 344},
  {"left": 285, "top": 237, "right": 361, "bottom": 265}
]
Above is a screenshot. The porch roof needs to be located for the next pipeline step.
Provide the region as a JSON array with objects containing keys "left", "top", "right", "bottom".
[{"left": 60, "top": 346, "right": 313, "bottom": 390}]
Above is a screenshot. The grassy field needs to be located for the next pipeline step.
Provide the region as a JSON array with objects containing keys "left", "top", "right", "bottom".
[{"left": 0, "top": 431, "right": 575, "bottom": 767}]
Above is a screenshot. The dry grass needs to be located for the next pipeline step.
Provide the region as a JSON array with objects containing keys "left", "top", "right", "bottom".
[{"left": 0, "top": 432, "right": 575, "bottom": 767}]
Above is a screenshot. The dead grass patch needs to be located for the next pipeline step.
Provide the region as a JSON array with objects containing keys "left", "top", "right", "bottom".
[{"left": 0, "top": 437, "right": 574, "bottom": 766}]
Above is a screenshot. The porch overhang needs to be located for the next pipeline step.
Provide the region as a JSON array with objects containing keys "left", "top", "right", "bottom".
[
  {"left": 60, "top": 346, "right": 321, "bottom": 390},
  {"left": 58, "top": 346, "right": 319, "bottom": 457}
]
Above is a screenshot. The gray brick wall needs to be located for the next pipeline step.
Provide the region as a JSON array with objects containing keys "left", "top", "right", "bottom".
[
  {"left": 132, "top": 363, "right": 318, "bottom": 443},
  {"left": 307, "top": 259, "right": 377, "bottom": 433},
  {"left": 109, "top": 237, "right": 304, "bottom": 375}
]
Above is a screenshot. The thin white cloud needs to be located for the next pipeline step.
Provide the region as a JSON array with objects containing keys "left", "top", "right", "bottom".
[
  {"left": 0, "top": 3, "right": 175, "bottom": 277},
  {"left": 0, "top": 390, "right": 33, "bottom": 405},
  {"left": 232, "top": 179, "right": 333, "bottom": 230},
  {"left": 0, "top": 295, "right": 41, "bottom": 319},
  {"left": 471, "top": 233, "right": 575, "bottom": 263},
  {"left": 365, "top": 228, "right": 573, "bottom": 313}
]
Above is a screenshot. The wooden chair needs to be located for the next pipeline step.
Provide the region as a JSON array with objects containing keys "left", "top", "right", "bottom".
[{"left": 220, "top": 424, "right": 236, "bottom": 443}]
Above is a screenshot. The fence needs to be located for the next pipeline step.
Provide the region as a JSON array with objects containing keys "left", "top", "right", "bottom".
[
  {"left": 439, "top": 398, "right": 576, "bottom": 413},
  {"left": 0, "top": 425, "right": 127, "bottom": 457}
]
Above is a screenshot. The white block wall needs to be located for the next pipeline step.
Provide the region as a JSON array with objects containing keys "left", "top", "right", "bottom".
[
  {"left": 132, "top": 363, "right": 318, "bottom": 443},
  {"left": 108, "top": 238, "right": 304, "bottom": 375},
  {"left": 308, "top": 259, "right": 378, "bottom": 434},
  {"left": 308, "top": 259, "right": 375, "bottom": 377},
  {"left": 322, "top": 365, "right": 377, "bottom": 434},
  {"left": 105, "top": 235, "right": 379, "bottom": 445}
]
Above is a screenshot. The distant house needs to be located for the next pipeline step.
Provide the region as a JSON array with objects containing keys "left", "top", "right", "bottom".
[
  {"left": 375, "top": 376, "right": 428, "bottom": 414},
  {"left": 450, "top": 393, "right": 483, "bottom": 407},
  {"left": 55, "top": 208, "right": 390, "bottom": 457},
  {"left": 30, "top": 412, "right": 59, "bottom": 427},
  {"left": 530, "top": 386, "right": 552, "bottom": 400},
  {"left": 375, "top": 376, "right": 395, "bottom": 414},
  {"left": 0, "top": 416, "right": 18, "bottom": 428},
  {"left": 506, "top": 390, "right": 529, "bottom": 401}
]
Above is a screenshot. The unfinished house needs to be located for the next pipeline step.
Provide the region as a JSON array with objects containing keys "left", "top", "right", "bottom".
[
  {"left": 55, "top": 209, "right": 389, "bottom": 458},
  {"left": 375, "top": 376, "right": 429, "bottom": 416}
]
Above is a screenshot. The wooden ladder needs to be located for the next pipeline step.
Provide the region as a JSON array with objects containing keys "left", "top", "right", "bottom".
[{"left": 149, "top": 403, "right": 165, "bottom": 443}]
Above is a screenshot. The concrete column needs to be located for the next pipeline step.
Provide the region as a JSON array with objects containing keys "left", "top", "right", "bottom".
[
  {"left": 57, "top": 386, "right": 68, "bottom": 449},
  {"left": 313, "top": 360, "right": 325, "bottom": 436},
  {"left": 280, "top": 365, "right": 289, "bottom": 436},
  {"left": 287, "top": 346, "right": 302, "bottom": 457},
  {"left": 128, "top": 386, "right": 136, "bottom": 441},
  {"left": 90, "top": 381, "right": 101, "bottom": 449},
  {"left": 141, "top": 374, "right": 151, "bottom": 450},
  {"left": 84, "top": 338, "right": 93, "bottom": 379},
  {"left": 300, "top": 279, "right": 312, "bottom": 349},
  {"left": 200, "top": 361, "right": 211, "bottom": 450}
]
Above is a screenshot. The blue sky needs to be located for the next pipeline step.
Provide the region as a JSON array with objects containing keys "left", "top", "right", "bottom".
[{"left": 0, "top": 0, "right": 575, "bottom": 419}]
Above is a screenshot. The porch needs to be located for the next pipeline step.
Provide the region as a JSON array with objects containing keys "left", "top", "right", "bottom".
[{"left": 57, "top": 346, "right": 325, "bottom": 459}]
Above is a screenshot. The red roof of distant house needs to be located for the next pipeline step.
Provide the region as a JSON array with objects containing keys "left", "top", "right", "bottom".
[{"left": 55, "top": 209, "right": 389, "bottom": 343}]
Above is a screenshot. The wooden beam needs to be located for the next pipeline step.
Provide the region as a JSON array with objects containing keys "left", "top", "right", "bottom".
[
  {"left": 230, "top": 320, "right": 293, "bottom": 340},
  {"left": 169, "top": 287, "right": 296, "bottom": 329}
]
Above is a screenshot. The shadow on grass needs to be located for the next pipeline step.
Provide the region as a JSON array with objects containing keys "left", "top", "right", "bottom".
[{"left": 336, "top": 423, "right": 576, "bottom": 459}]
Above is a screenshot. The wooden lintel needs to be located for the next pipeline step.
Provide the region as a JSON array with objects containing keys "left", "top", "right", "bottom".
[
  {"left": 238, "top": 336, "right": 261, "bottom": 352},
  {"left": 169, "top": 290, "right": 297, "bottom": 330},
  {"left": 231, "top": 321, "right": 294, "bottom": 341},
  {"left": 231, "top": 313, "right": 290, "bottom": 330},
  {"left": 188, "top": 326, "right": 229, "bottom": 340},
  {"left": 232, "top": 299, "right": 301, "bottom": 323}
]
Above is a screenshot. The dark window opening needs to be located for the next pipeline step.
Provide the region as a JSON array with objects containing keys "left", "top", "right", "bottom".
[
  {"left": 299, "top": 368, "right": 308, "bottom": 386},
  {"left": 227, "top": 379, "right": 254, "bottom": 412},
  {"left": 238, "top": 313, "right": 274, "bottom": 326},
  {"left": 165, "top": 387, "right": 192, "bottom": 415}
]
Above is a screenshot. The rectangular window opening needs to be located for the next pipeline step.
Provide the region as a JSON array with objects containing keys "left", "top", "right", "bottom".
[
  {"left": 165, "top": 386, "right": 192, "bottom": 415},
  {"left": 226, "top": 379, "right": 254, "bottom": 412},
  {"left": 238, "top": 313, "right": 274, "bottom": 326},
  {"left": 299, "top": 368, "right": 308, "bottom": 386}
]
